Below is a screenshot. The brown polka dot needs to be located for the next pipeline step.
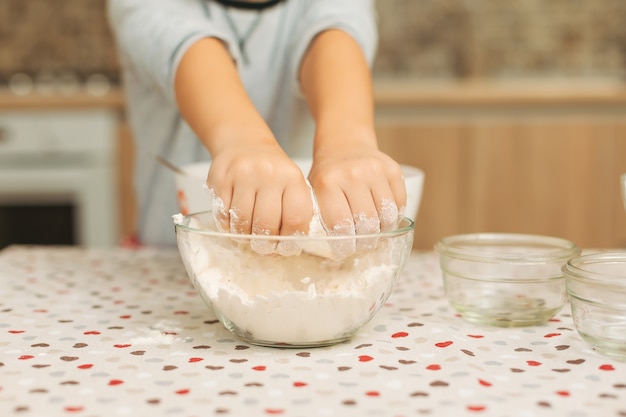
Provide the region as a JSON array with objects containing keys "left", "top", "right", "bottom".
[
  {"left": 219, "top": 391, "right": 238, "bottom": 396},
  {"left": 461, "top": 349, "right": 475, "bottom": 357},
  {"left": 555, "top": 345, "right": 570, "bottom": 351},
  {"left": 215, "top": 408, "right": 230, "bottom": 414},
  {"left": 380, "top": 365, "right": 398, "bottom": 371},
  {"left": 60, "top": 381, "right": 79, "bottom": 385},
  {"left": 29, "top": 389, "right": 48, "bottom": 394},
  {"left": 193, "top": 345, "right": 212, "bottom": 349},
  {"left": 510, "top": 368, "right": 525, "bottom": 373},
  {"left": 551, "top": 368, "right": 570, "bottom": 373},
  {"left": 342, "top": 399, "right": 357, "bottom": 406},
  {"left": 410, "top": 391, "right": 429, "bottom": 397},
  {"left": 408, "top": 322, "right": 424, "bottom": 327},
  {"left": 600, "top": 393, "right": 618, "bottom": 399},
  {"left": 296, "top": 352, "right": 310, "bottom": 357},
  {"left": 58, "top": 320, "right": 73, "bottom": 323},
  {"left": 163, "top": 365, "right": 177, "bottom": 371},
  {"left": 204, "top": 320, "right": 220, "bottom": 324},
  {"left": 31, "top": 343, "right": 49, "bottom": 348},
  {"left": 399, "top": 359, "right": 416, "bottom": 365},
  {"left": 337, "top": 366, "right": 351, "bottom": 371},
  {"left": 108, "top": 326, "right": 124, "bottom": 330},
  {"left": 245, "top": 382, "right": 263, "bottom": 387},
  {"left": 355, "top": 344, "right": 372, "bottom": 349},
  {"left": 229, "top": 359, "right": 247, "bottom": 363},
  {"left": 567, "top": 359, "right": 585, "bottom": 365},
  {"left": 73, "top": 343, "right": 88, "bottom": 348},
  {"left": 234, "top": 345, "right": 249, "bottom": 350},
  {"left": 60, "top": 356, "right": 79, "bottom": 362},
  {"left": 205, "top": 366, "right": 224, "bottom": 370},
  {"left": 430, "top": 380, "right": 449, "bottom": 387},
  {"left": 32, "top": 364, "right": 50, "bottom": 369},
  {"left": 130, "top": 350, "right": 145, "bottom": 356},
  {"left": 146, "top": 398, "right": 160, "bottom": 405},
  {"left": 514, "top": 348, "right": 532, "bottom": 352},
  {"left": 614, "top": 384, "right": 626, "bottom": 389},
  {"left": 141, "top": 311, "right": 152, "bottom": 314},
  {"left": 14, "top": 406, "right": 29, "bottom": 413},
  {"left": 396, "top": 347, "right": 410, "bottom": 351},
  {"left": 537, "top": 401, "right": 551, "bottom": 408}
]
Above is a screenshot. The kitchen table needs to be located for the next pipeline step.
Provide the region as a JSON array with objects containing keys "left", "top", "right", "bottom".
[{"left": 0, "top": 246, "right": 624, "bottom": 417}]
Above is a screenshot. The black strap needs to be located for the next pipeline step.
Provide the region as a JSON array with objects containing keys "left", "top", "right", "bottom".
[{"left": 213, "top": 0, "right": 284, "bottom": 10}]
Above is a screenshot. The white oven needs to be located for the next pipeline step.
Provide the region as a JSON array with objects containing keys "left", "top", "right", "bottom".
[{"left": 0, "top": 109, "right": 119, "bottom": 249}]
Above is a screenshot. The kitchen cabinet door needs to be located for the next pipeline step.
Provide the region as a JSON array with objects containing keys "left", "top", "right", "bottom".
[{"left": 376, "top": 116, "right": 626, "bottom": 250}]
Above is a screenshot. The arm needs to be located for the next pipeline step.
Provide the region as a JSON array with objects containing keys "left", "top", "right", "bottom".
[
  {"left": 174, "top": 38, "right": 313, "bottom": 242},
  {"left": 299, "top": 30, "right": 407, "bottom": 234}
]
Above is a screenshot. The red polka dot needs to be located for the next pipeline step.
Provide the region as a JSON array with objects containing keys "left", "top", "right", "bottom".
[
  {"left": 77, "top": 364, "right": 94, "bottom": 369},
  {"left": 544, "top": 333, "right": 561, "bottom": 338},
  {"left": 358, "top": 355, "right": 374, "bottom": 362},
  {"left": 426, "top": 364, "right": 441, "bottom": 371},
  {"left": 119, "top": 315, "right": 131, "bottom": 319},
  {"left": 175, "top": 389, "right": 190, "bottom": 395},
  {"left": 293, "top": 382, "right": 307, "bottom": 387},
  {"left": 599, "top": 364, "right": 615, "bottom": 371},
  {"left": 174, "top": 311, "right": 189, "bottom": 315},
  {"left": 83, "top": 331, "right": 100, "bottom": 335},
  {"left": 252, "top": 365, "right": 267, "bottom": 371},
  {"left": 527, "top": 360, "right": 542, "bottom": 366},
  {"left": 64, "top": 406, "right": 84, "bottom": 413},
  {"left": 113, "top": 344, "right": 131, "bottom": 348},
  {"left": 189, "top": 357, "right": 203, "bottom": 363},
  {"left": 365, "top": 391, "right": 380, "bottom": 397},
  {"left": 391, "top": 331, "right": 409, "bottom": 338},
  {"left": 478, "top": 379, "right": 492, "bottom": 387},
  {"left": 9, "top": 330, "right": 25, "bottom": 334},
  {"left": 467, "top": 335, "right": 484, "bottom": 339},
  {"left": 467, "top": 405, "right": 486, "bottom": 412},
  {"left": 435, "top": 341, "right": 453, "bottom": 348},
  {"left": 108, "top": 379, "right": 124, "bottom": 386},
  {"left": 18, "top": 355, "right": 34, "bottom": 360},
  {"left": 556, "top": 390, "right": 570, "bottom": 397},
  {"left": 265, "top": 409, "right": 284, "bottom": 414}
]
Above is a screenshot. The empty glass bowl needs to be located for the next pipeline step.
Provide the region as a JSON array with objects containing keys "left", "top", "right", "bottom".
[
  {"left": 174, "top": 212, "right": 415, "bottom": 348},
  {"left": 435, "top": 233, "right": 580, "bottom": 327},
  {"left": 563, "top": 251, "right": 626, "bottom": 361}
]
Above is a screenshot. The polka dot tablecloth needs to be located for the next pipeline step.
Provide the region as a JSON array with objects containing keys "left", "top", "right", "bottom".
[{"left": 0, "top": 246, "right": 624, "bottom": 417}]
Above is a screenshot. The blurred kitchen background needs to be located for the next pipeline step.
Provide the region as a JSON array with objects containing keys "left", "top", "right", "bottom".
[{"left": 1, "top": 0, "right": 626, "bottom": 250}]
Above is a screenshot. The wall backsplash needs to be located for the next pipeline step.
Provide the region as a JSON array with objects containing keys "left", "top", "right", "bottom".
[{"left": 0, "top": 0, "right": 625, "bottom": 85}]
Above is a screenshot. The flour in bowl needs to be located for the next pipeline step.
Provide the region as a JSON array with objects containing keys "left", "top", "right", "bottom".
[{"left": 174, "top": 213, "right": 412, "bottom": 346}]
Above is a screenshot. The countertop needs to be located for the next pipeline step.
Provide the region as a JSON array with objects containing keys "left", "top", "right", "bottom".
[
  {"left": 0, "top": 246, "right": 624, "bottom": 417},
  {"left": 2, "top": 79, "right": 626, "bottom": 110}
]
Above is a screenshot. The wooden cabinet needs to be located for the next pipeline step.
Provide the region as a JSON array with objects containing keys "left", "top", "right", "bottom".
[{"left": 374, "top": 81, "right": 626, "bottom": 250}]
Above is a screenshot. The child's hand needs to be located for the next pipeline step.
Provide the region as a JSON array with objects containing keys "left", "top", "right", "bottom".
[
  {"left": 206, "top": 143, "right": 314, "bottom": 254},
  {"left": 308, "top": 148, "right": 406, "bottom": 237}
]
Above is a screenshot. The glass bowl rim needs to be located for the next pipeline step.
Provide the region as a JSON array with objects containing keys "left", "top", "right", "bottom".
[
  {"left": 563, "top": 251, "right": 626, "bottom": 286},
  {"left": 435, "top": 232, "right": 579, "bottom": 263},
  {"left": 174, "top": 211, "right": 415, "bottom": 241}
]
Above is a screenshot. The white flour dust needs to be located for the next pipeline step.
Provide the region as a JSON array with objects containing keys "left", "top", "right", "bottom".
[{"left": 129, "top": 320, "right": 183, "bottom": 345}]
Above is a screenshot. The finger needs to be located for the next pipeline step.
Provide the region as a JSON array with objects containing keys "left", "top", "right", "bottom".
[
  {"left": 344, "top": 184, "right": 380, "bottom": 252},
  {"left": 228, "top": 184, "right": 256, "bottom": 234},
  {"left": 208, "top": 185, "right": 231, "bottom": 233},
  {"left": 315, "top": 187, "right": 356, "bottom": 259},
  {"left": 389, "top": 166, "right": 407, "bottom": 222},
  {"left": 249, "top": 187, "right": 282, "bottom": 255},
  {"left": 276, "top": 181, "right": 313, "bottom": 256}
]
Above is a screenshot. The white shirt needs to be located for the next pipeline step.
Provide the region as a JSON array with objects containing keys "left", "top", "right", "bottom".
[{"left": 107, "top": 0, "right": 378, "bottom": 246}]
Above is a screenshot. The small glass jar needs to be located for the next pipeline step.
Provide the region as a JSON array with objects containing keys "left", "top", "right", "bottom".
[
  {"left": 435, "top": 233, "right": 580, "bottom": 327},
  {"left": 563, "top": 252, "right": 626, "bottom": 361}
]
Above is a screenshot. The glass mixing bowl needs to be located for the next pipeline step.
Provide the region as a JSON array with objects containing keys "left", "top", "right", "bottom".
[
  {"left": 435, "top": 233, "right": 580, "bottom": 327},
  {"left": 174, "top": 212, "right": 415, "bottom": 348},
  {"left": 563, "top": 251, "right": 626, "bottom": 361}
]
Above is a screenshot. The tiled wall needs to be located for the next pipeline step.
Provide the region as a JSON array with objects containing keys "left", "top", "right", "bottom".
[{"left": 1, "top": 0, "right": 625, "bottom": 84}]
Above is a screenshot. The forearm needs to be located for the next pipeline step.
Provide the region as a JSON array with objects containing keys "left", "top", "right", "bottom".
[
  {"left": 299, "top": 29, "right": 378, "bottom": 154},
  {"left": 174, "top": 37, "right": 275, "bottom": 156}
]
